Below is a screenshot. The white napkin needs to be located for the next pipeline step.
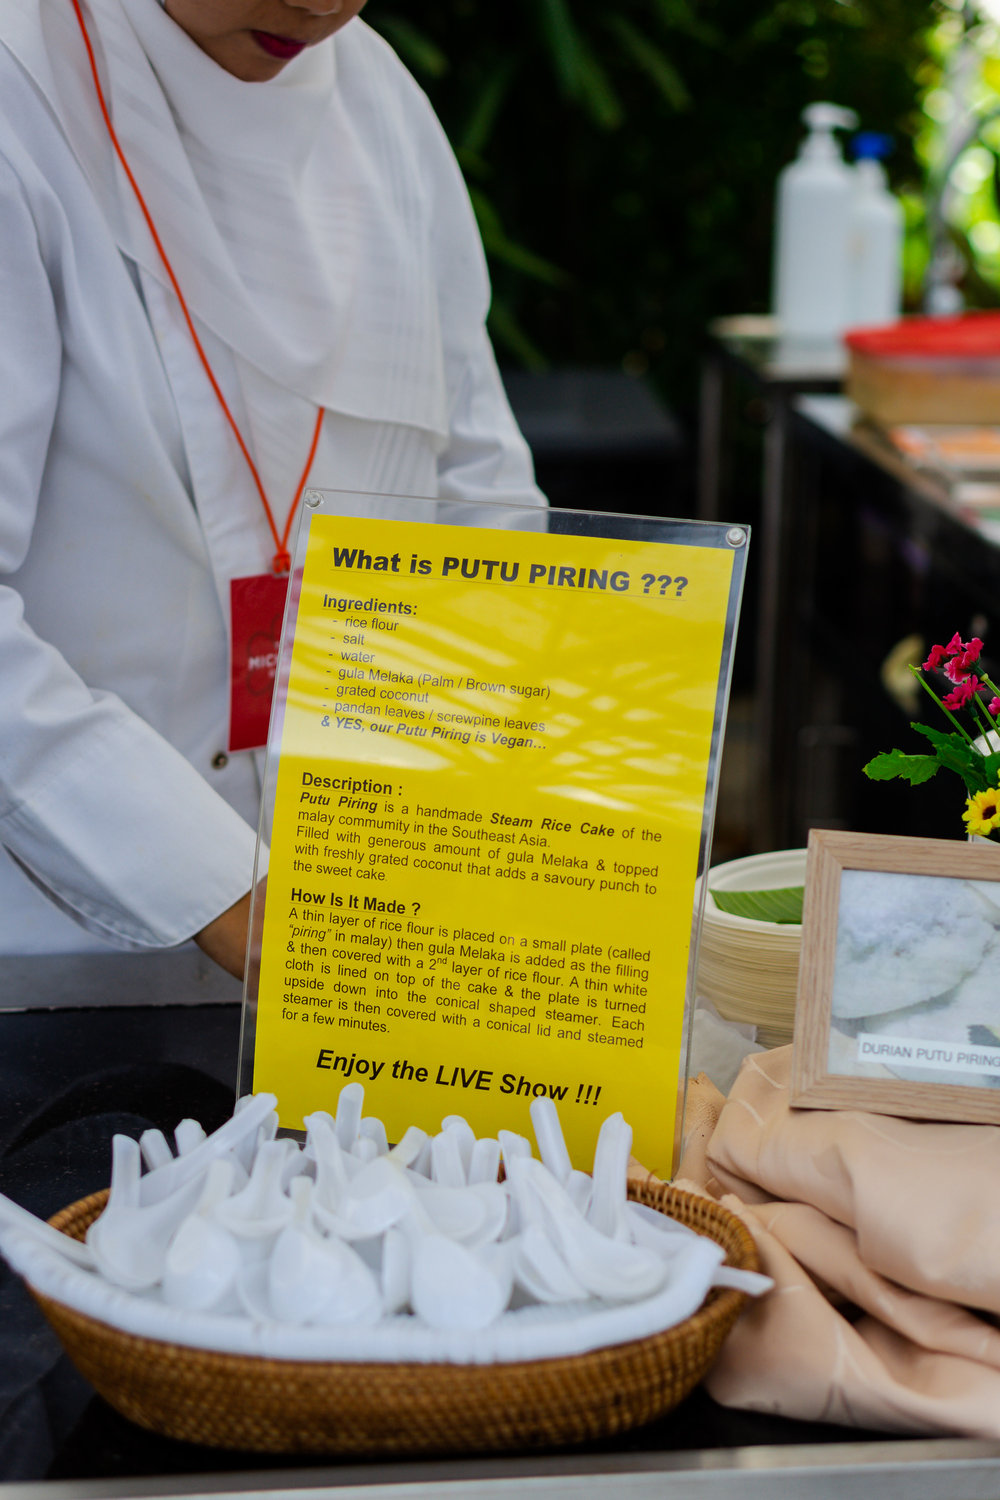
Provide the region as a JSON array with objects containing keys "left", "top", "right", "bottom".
[{"left": 2, "top": 1224, "right": 732, "bottom": 1365}]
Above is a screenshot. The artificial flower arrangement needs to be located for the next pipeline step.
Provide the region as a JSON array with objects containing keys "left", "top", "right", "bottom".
[{"left": 864, "top": 632, "right": 1000, "bottom": 839}]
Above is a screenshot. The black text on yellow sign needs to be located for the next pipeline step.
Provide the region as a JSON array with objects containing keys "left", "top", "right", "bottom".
[{"left": 252, "top": 515, "right": 736, "bottom": 1171}]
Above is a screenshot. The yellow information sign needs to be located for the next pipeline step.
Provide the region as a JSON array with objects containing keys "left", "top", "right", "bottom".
[{"left": 246, "top": 507, "right": 744, "bottom": 1171}]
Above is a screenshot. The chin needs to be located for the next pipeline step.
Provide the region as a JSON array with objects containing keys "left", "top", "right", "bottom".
[
  {"left": 237, "top": 59, "right": 291, "bottom": 82},
  {"left": 207, "top": 41, "right": 295, "bottom": 82}
]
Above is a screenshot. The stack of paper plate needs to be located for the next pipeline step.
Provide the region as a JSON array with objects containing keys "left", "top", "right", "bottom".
[{"left": 695, "top": 849, "right": 807, "bottom": 1048}]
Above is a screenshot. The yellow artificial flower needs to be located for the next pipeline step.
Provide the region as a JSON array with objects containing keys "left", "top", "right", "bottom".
[{"left": 963, "top": 786, "right": 1000, "bottom": 837}]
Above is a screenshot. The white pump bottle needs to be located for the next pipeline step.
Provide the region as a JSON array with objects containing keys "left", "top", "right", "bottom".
[
  {"left": 849, "top": 133, "right": 904, "bottom": 326},
  {"left": 773, "top": 102, "right": 858, "bottom": 339}
]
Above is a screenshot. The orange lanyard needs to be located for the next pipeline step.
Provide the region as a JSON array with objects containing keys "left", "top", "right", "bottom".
[{"left": 69, "top": 0, "right": 323, "bottom": 574}]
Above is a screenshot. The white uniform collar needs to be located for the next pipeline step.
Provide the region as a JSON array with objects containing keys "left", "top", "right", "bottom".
[
  {"left": 0, "top": 0, "right": 452, "bottom": 438},
  {"left": 123, "top": 0, "right": 336, "bottom": 168}
]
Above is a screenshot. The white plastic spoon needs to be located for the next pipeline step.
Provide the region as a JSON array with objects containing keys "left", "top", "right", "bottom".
[
  {"left": 268, "top": 1179, "right": 380, "bottom": 1325},
  {"left": 500, "top": 1178, "right": 523, "bottom": 1238},
  {"left": 460, "top": 1183, "right": 509, "bottom": 1250},
  {"left": 625, "top": 1200, "right": 699, "bottom": 1260},
  {"left": 405, "top": 1184, "right": 486, "bottom": 1243},
  {"left": 312, "top": 1238, "right": 383, "bottom": 1326},
  {"left": 410, "top": 1233, "right": 509, "bottom": 1331},
  {"left": 623, "top": 1202, "right": 762, "bottom": 1291},
  {"left": 509, "top": 1225, "right": 588, "bottom": 1304},
  {"left": 351, "top": 1136, "right": 379, "bottom": 1165},
  {"left": 0, "top": 1191, "right": 96, "bottom": 1268},
  {"left": 360, "top": 1116, "right": 389, "bottom": 1156},
  {"left": 314, "top": 1156, "right": 415, "bottom": 1240},
  {"left": 214, "top": 1139, "right": 295, "bottom": 1241},
  {"left": 306, "top": 1113, "right": 351, "bottom": 1216},
  {"left": 110, "top": 1133, "right": 141, "bottom": 1210},
  {"left": 161, "top": 1160, "right": 242, "bottom": 1311},
  {"left": 247, "top": 1112, "right": 280, "bottom": 1168},
  {"left": 587, "top": 1112, "right": 632, "bottom": 1241},
  {"left": 442, "top": 1116, "right": 476, "bottom": 1179},
  {"left": 334, "top": 1082, "right": 365, "bottom": 1150},
  {"left": 468, "top": 1137, "right": 501, "bottom": 1186},
  {"left": 411, "top": 1135, "right": 434, "bottom": 1178},
  {"left": 279, "top": 1137, "right": 309, "bottom": 1190},
  {"left": 235, "top": 1261, "right": 273, "bottom": 1322},
  {"left": 87, "top": 1137, "right": 205, "bottom": 1290},
  {"left": 173, "top": 1119, "right": 207, "bottom": 1156},
  {"left": 380, "top": 1226, "right": 410, "bottom": 1315},
  {"left": 231, "top": 1097, "right": 278, "bottom": 1172},
  {"left": 430, "top": 1129, "right": 467, "bottom": 1188},
  {"left": 138, "top": 1094, "right": 277, "bottom": 1207},
  {"left": 566, "top": 1171, "right": 594, "bottom": 1216},
  {"left": 138, "top": 1129, "right": 174, "bottom": 1172},
  {"left": 479, "top": 1239, "right": 513, "bottom": 1308},
  {"left": 386, "top": 1125, "right": 428, "bottom": 1170},
  {"left": 498, "top": 1129, "right": 532, "bottom": 1172},
  {"left": 513, "top": 1158, "right": 665, "bottom": 1302},
  {"left": 266, "top": 1178, "right": 333, "bottom": 1324},
  {"left": 529, "top": 1097, "right": 573, "bottom": 1184}
]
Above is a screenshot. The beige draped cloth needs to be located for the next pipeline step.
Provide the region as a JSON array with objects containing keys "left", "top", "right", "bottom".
[{"left": 673, "top": 1047, "right": 1000, "bottom": 1437}]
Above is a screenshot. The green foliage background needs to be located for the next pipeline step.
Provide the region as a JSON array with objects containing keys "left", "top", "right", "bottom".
[{"left": 369, "top": 0, "right": 933, "bottom": 418}]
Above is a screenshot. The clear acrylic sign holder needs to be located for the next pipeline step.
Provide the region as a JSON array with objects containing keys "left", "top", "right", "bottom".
[{"left": 238, "top": 490, "right": 748, "bottom": 1173}]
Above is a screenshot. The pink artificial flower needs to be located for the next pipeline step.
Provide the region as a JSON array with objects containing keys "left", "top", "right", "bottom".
[
  {"left": 990, "top": 698, "right": 1000, "bottom": 717},
  {"left": 942, "top": 675, "right": 980, "bottom": 710},
  {"left": 923, "top": 642, "right": 948, "bottom": 671},
  {"left": 945, "top": 644, "right": 984, "bottom": 683},
  {"left": 958, "top": 637, "right": 984, "bottom": 668},
  {"left": 945, "top": 632, "right": 983, "bottom": 659}
]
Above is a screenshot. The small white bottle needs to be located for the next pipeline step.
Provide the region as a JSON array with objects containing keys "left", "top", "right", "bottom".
[
  {"left": 773, "top": 102, "right": 858, "bottom": 340},
  {"left": 848, "top": 132, "right": 904, "bottom": 328}
]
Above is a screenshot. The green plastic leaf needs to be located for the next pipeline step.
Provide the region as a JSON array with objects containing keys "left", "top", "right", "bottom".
[
  {"left": 711, "top": 886, "right": 804, "bottom": 924},
  {"left": 911, "top": 723, "right": 990, "bottom": 793},
  {"left": 862, "top": 749, "right": 940, "bottom": 785},
  {"left": 911, "top": 722, "right": 973, "bottom": 754}
]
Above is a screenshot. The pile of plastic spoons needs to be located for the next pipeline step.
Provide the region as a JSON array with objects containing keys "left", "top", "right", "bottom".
[{"left": 1, "top": 1087, "right": 709, "bottom": 1333}]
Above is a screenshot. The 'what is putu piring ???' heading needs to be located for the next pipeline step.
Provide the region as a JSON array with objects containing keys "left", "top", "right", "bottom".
[{"left": 326, "top": 546, "right": 689, "bottom": 598}]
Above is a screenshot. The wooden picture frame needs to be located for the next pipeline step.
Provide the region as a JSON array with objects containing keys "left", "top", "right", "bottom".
[{"left": 790, "top": 829, "right": 1000, "bottom": 1123}]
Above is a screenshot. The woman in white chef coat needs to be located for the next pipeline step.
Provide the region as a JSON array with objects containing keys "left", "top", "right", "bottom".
[{"left": 0, "top": 0, "right": 545, "bottom": 979}]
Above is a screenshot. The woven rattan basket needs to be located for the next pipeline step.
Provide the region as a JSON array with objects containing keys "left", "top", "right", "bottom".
[{"left": 32, "top": 1179, "right": 758, "bottom": 1457}]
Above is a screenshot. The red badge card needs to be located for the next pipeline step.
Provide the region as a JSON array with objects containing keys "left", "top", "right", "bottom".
[{"left": 228, "top": 573, "right": 288, "bottom": 752}]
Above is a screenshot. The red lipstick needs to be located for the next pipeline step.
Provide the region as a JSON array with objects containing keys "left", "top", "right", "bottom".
[{"left": 251, "top": 31, "right": 308, "bottom": 60}]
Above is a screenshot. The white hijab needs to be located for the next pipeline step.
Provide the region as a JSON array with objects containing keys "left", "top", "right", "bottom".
[{"left": 0, "top": 0, "right": 485, "bottom": 441}]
